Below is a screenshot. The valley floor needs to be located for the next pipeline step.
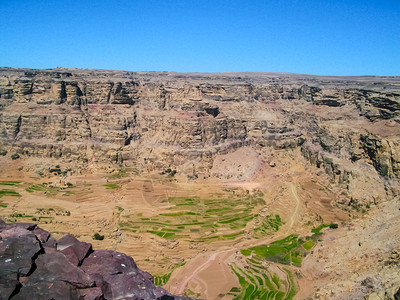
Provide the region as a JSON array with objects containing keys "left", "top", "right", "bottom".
[{"left": 0, "top": 149, "right": 398, "bottom": 299}]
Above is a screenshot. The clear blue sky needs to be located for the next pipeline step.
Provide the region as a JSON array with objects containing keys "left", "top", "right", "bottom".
[{"left": 1, "top": 0, "right": 399, "bottom": 75}]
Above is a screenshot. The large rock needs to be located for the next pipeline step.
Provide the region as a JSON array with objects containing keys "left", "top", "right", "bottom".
[
  {"left": 0, "top": 231, "right": 42, "bottom": 299},
  {"left": 0, "top": 219, "right": 193, "bottom": 300},
  {"left": 81, "top": 250, "right": 172, "bottom": 299},
  {"left": 57, "top": 234, "right": 92, "bottom": 266}
]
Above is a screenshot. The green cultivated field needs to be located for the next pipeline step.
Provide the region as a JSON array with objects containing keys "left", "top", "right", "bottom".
[
  {"left": 0, "top": 181, "right": 21, "bottom": 186},
  {"left": 228, "top": 231, "right": 326, "bottom": 299},
  {"left": 302, "top": 239, "right": 315, "bottom": 251},
  {"left": 0, "top": 189, "right": 21, "bottom": 197},
  {"left": 119, "top": 192, "right": 281, "bottom": 242},
  {"left": 103, "top": 183, "right": 120, "bottom": 189},
  {"left": 311, "top": 224, "right": 330, "bottom": 233},
  {"left": 241, "top": 232, "right": 320, "bottom": 268},
  {"left": 228, "top": 260, "right": 298, "bottom": 300},
  {"left": 241, "top": 235, "right": 303, "bottom": 267}
]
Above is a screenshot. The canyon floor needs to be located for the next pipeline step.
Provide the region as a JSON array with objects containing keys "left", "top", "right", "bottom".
[{"left": 1, "top": 147, "right": 398, "bottom": 300}]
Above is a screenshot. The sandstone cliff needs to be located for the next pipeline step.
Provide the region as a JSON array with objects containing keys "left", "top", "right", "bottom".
[{"left": 0, "top": 68, "right": 399, "bottom": 207}]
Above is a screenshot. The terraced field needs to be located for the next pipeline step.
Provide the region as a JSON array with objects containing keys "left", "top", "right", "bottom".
[
  {"left": 0, "top": 181, "right": 22, "bottom": 198},
  {"left": 226, "top": 229, "right": 328, "bottom": 299},
  {"left": 228, "top": 259, "right": 298, "bottom": 300},
  {"left": 242, "top": 235, "right": 303, "bottom": 267},
  {"left": 119, "top": 192, "right": 281, "bottom": 243},
  {"left": 242, "top": 233, "right": 321, "bottom": 267}
]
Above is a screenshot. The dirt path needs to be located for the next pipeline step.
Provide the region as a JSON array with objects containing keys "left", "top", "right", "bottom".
[
  {"left": 173, "top": 182, "right": 302, "bottom": 297},
  {"left": 176, "top": 251, "right": 223, "bottom": 295},
  {"left": 287, "top": 183, "right": 301, "bottom": 234}
]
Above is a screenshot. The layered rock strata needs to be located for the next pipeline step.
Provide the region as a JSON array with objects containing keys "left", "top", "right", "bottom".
[{"left": 0, "top": 68, "right": 399, "bottom": 206}]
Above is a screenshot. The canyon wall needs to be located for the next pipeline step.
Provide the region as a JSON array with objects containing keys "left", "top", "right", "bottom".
[{"left": 0, "top": 68, "right": 399, "bottom": 206}]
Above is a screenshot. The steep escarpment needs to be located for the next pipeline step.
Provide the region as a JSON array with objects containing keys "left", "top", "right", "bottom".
[
  {"left": 0, "top": 68, "right": 399, "bottom": 207},
  {"left": 0, "top": 219, "right": 191, "bottom": 299}
]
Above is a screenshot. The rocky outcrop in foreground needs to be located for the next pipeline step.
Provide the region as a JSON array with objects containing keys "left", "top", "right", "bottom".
[{"left": 0, "top": 219, "right": 188, "bottom": 300}]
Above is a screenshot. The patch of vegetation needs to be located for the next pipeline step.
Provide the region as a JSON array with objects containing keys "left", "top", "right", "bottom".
[
  {"left": 26, "top": 183, "right": 74, "bottom": 197},
  {"left": 302, "top": 240, "right": 315, "bottom": 251},
  {"left": 183, "top": 288, "right": 201, "bottom": 299},
  {"left": 0, "top": 149, "right": 7, "bottom": 156},
  {"left": 93, "top": 233, "right": 104, "bottom": 240},
  {"left": 0, "top": 181, "right": 20, "bottom": 186},
  {"left": 26, "top": 184, "right": 47, "bottom": 192},
  {"left": 103, "top": 183, "right": 120, "bottom": 189},
  {"left": 108, "top": 167, "right": 139, "bottom": 179},
  {"left": 241, "top": 235, "right": 304, "bottom": 267},
  {"left": 119, "top": 191, "right": 277, "bottom": 243},
  {"left": 283, "top": 268, "right": 298, "bottom": 300},
  {"left": 10, "top": 212, "right": 33, "bottom": 218},
  {"left": 49, "top": 165, "right": 62, "bottom": 175},
  {"left": 311, "top": 223, "right": 338, "bottom": 233},
  {"left": 154, "top": 262, "right": 186, "bottom": 286},
  {"left": 241, "top": 225, "right": 331, "bottom": 271},
  {"left": 35, "top": 207, "right": 71, "bottom": 217},
  {"left": 161, "top": 168, "right": 177, "bottom": 177},
  {"left": 0, "top": 201, "right": 7, "bottom": 208},
  {"left": 160, "top": 211, "right": 199, "bottom": 217},
  {"left": 0, "top": 189, "right": 21, "bottom": 197},
  {"left": 38, "top": 216, "right": 54, "bottom": 223},
  {"left": 147, "top": 230, "right": 176, "bottom": 239},
  {"left": 253, "top": 214, "right": 283, "bottom": 237},
  {"left": 62, "top": 190, "right": 75, "bottom": 196},
  {"left": 11, "top": 153, "right": 20, "bottom": 160},
  {"left": 228, "top": 260, "right": 297, "bottom": 300}
]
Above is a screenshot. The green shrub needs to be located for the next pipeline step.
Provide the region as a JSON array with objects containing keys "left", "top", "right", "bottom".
[
  {"left": 93, "top": 233, "right": 104, "bottom": 240},
  {"left": 11, "top": 153, "right": 20, "bottom": 160},
  {"left": 49, "top": 166, "right": 62, "bottom": 175},
  {"left": 329, "top": 223, "right": 338, "bottom": 229},
  {"left": 0, "top": 149, "right": 7, "bottom": 156}
]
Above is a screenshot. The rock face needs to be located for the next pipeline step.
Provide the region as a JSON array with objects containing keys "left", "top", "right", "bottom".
[
  {"left": 0, "top": 219, "right": 189, "bottom": 300},
  {"left": 0, "top": 68, "right": 400, "bottom": 206}
]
